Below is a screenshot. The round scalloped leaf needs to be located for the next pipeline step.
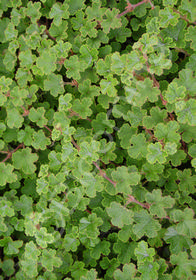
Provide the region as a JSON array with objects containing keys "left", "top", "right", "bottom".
[
  {"left": 12, "top": 148, "right": 38, "bottom": 174},
  {"left": 147, "top": 142, "right": 167, "bottom": 164},
  {"left": 175, "top": 99, "right": 196, "bottom": 126},
  {"left": 106, "top": 201, "right": 133, "bottom": 228},
  {"left": 0, "top": 163, "right": 17, "bottom": 186}
]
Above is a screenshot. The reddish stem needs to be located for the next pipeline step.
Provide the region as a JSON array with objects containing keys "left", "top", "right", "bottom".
[
  {"left": 44, "top": 125, "right": 52, "bottom": 133},
  {"left": 117, "top": 0, "right": 152, "bottom": 18},
  {"left": 71, "top": 136, "right": 80, "bottom": 152},
  {"left": 1, "top": 143, "right": 24, "bottom": 163},
  {"left": 126, "top": 195, "right": 150, "bottom": 209},
  {"left": 92, "top": 161, "right": 117, "bottom": 186}
]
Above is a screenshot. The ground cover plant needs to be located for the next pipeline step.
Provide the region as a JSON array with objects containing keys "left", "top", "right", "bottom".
[{"left": 0, "top": 0, "right": 196, "bottom": 279}]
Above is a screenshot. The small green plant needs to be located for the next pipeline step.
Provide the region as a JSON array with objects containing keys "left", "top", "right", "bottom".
[{"left": 0, "top": 0, "right": 195, "bottom": 279}]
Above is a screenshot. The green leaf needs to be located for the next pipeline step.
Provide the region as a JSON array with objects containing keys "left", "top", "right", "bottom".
[
  {"left": 80, "top": 19, "right": 98, "bottom": 38},
  {"left": 164, "top": 81, "right": 186, "bottom": 103},
  {"left": 53, "top": 40, "right": 71, "bottom": 58},
  {"left": 68, "top": 0, "right": 85, "bottom": 15},
  {"left": 6, "top": 107, "right": 24, "bottom": 128},
  {"left": 154, "top": 121, "right": 180, "bottom": 144},
  {"left": 177, "top": 69, "right": 196, "bottom": 97},
  {"left": 96, "top": 55, "right": 112, "bottom": 77},
  {"left": 127, "top": 106, "right": 146, "bottom": 127},
  {"left": 170, "top": 251, "right": 196, "bottom": 279},
  {"left": 138, "top": 261, "right": 160, "bottom": 280},
  {"left": 48, "top": 151, "right": 62, "bottom": 171},
  {"left": 148, "top": 53, "right": 172, "bottom": 75},
  {"left": 142, "top": 162, "right": 164, "bottom": 181},
  {"left": 143, "top": 107, "right": 167, "bottom": 129},
  {"left": 28, "top": 107, "right": 47, "bottom": 127},
  {"left": 101, "top": 8, "right": 122, "bottom": 34},
  {"left": 80, "top": 173, "right": 103, "bottom": 197},
  {"left": 72, "top": 98, "right": 93, "bottom": 118},
  {"left": 21, "top": 259, "right": 38, "bottom": 278},
  {"left": 167, "top": 149, "right": 186, "bottom": 166},
  {"left": 111, "top": 52, "right": 126, "bottom": 74},
  {"left": 100, "top": 74, "right": 118, "bottom": 97},
  {"left": 12, "top": 147, "right": 38, "bottom": 174},
  {"left": 185, "top": 25, "right": 196, "bottom": 50},
  {"left": 25, "top": 1, "right": 41, "bottom": 23},
  {"left": 145, "top": 189, "right": 175, "bottom": 218},
  {"left": 35, "top": 227, "right": 54, "bottom": 248},
  {"left": 5, "top": 22, "right": 18, "bottom": 41},
  {"left": 59, "top": 93, "right": 72, "bottom": 111},
  {"left": 49, "top": 2, "right": 69, "bottom": 26},
  {"left": 135, "top": 240, "right": 155, "bottom": 264},
  {"left": 99, "top": 139, "right": 116, "bottom": 164},
  {"left": 36, "top": 50, "right": 57, "bottom": 75},
  {"left": 64, "top": 55, "right": 83, "bottom": 80},
  {"left": 175, "top": 99, "right": 196, "bottom": 126},
  {"left": 40, "top": 248, "right": 63, "bottom": 271},
  {"left": 0, "top": 163, "right": 17, "bottom": 186},
  {"left": 19, "top": 49, "right": 36, "bottom": 69},
  {"left": 128, "top": 133, "right": 148, "bottom": 159},
  {"left": 180, "top": 0, "right": 196, "bottom": 22},
  {"left": 113, "top": 240, "right": 137, "bottom": 264},
  {"left": 0, "top": 216, "right": 8, "bottom": 232},
  {"left": 79, "top": 45, "right": 98, "bottom": 69},
  {"left": 91, "top": 240, "right": 110, "bottom": 261},
  {"left": 118, "top": 123, "right": 137, "bottom": 149},
  {"left": 79, "top": 213, "right": 103, "bottom": 239},
  {"left": 147, "top": 142, "right": 167, "bottom": 164},
  {"left": 2, "top": 259, "right": 15, "bottom": 277},
  {"left": 36, "top": 178, "right": 49, "bottom": 195},
  {"left": 0, "top": 237, "right": 23, "bottom": 255},
  {"left": 92, "top": 112, "right": 115, "bottom": 136},
  {"left": 49, "top": 20, "right": 68, "bottom": 41},
  {"left": 133, "top": 210, "right": 161, "bottom": 238},
  {"left": 114, "top": 263, "right": 137, "bottom": 280},
  {"left": 125, "top": 78, "right": 160, "bottom": 107},
  {"left": 15, "top": 194, "right": 33, "bottom": 216},
  {"left": 170, "top": 208, "right": 196, "bottom": 238},
  {"left": 32, "top": 130, "right": 51, "bottom": 150},
  {"left": 106, "top": 201, "right": 133, "bottom": 228},
  {"left": 0, "top": 198, "right": 14, "bottom": 217},
  {"left": 10, "top": 86, "right": 28, "bottom": 106},
  {"left": 81, "top": 269, "right": 99, "bottom": 280},
  {"left": 44, "top": 73, "right": 64, "bottom": 97},
  {"left": 159, "top": 7, "right": 180, "bottom": 28},
  {"left": 113, "top": 165, "right": 141, "bottom": 193},
  {"left": 3, "top": 50, "right": 17, "bottom": 71},
  {"left": 86, "top": 0, "right": 106, "bottom": 20},
  {"left": 164, "top": 142, "right": 177, "bottom": 155},
  {"left": 79, "top": 140, "right": 100, "bottom": 162},
  {"left": 78, "top": 79, "right": 100, "bottom": 98},
  {"left": 177, "top": 169, "right": 196, "bottom": 193},
  {"left": 164, "top": 226, "right": 193, "bottom": 254},
  {"left": 17, "top": 126, "right": 34, "bottom": 146},
  {"left": 62, "top": 233, "right": 80, "bottom": 252},
  {"left": 24, "top": 241, "right": 41, "bottom": 260},
  {"left": 191, "top": 244, "right": 196, "bottom": 259}
]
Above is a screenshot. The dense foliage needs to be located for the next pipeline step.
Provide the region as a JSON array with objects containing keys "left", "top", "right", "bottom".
[{"left": 0, "top": 0, "right": 196, "bottom": 279}]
